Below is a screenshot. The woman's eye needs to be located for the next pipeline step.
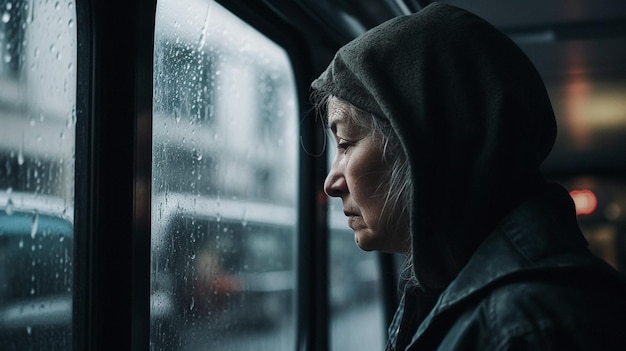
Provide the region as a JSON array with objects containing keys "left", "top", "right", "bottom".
[{"left": 338, "top": 142, "right": 350, "bottom": 151}]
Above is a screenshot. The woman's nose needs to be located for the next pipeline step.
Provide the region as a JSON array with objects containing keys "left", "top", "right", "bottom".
[{"left": 324, "top": 165, "right": 347, "bottom": 197}]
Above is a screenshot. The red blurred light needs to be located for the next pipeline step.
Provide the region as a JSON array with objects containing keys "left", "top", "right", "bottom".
[{"left": 569, "top": 189, "right": 597, "bottom": 215}]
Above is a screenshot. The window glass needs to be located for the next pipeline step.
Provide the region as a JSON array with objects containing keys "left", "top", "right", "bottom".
[
  {"left": 151, "top": 1, "right": 298, "bottom": 350},
  {"left": 327, "top": 158, "right": 386, "bottom": 349},
  {"left": 0, "top": 0, "right": 76, "bottom": 350}
]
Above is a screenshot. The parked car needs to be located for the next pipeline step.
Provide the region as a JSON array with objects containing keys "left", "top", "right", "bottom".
[{"left": 0, "top": 193, "right": 73, "bottom": 350}]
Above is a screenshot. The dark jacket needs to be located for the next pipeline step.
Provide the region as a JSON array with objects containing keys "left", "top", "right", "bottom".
[
  {"left": 387, "top": 183, "right": 626, "bottom": 350},
  {"left": 311, "top": 2, "right": 626, "bottom": 350}
]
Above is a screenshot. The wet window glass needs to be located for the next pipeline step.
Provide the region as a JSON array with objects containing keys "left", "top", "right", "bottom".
[
  {"left": 0, "top": 0, "right": 76, "bottom": 349},
  {"left": 327, "top": 162, "right": 386, "bottom": 349},
  {"left": 151, "top": 1, "right": 298, "bottom": 350}
]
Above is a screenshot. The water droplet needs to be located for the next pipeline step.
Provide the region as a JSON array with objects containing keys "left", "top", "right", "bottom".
[
  {"left": 189, "top": 251, "right": 196, "bottom": 259},
  {"left": 67, "top": 107, "right": 77, "bottom": 128},
  {"left": 31, "top": 211, "right": 39, "bottom": 238},
  {"left": 189, "top": 297, "right": 195, "bottom": 310},
  {"left": 26, "top": 326, "right": 32, "bottom": 335},
  {"left": 68, "top": 18, "right": 74, "bottom": 28},
  {"left": 17, "top": 134, "right": 24, "bottom": 165},
  {"left": 3, "top": 54, "right": 10, "bottom": 63},
  {"left": 5, "top": 198, "right": 14, "bottom": 215},
  {"left": 1, "top": 12, "right": 10, "bottom": 24}
]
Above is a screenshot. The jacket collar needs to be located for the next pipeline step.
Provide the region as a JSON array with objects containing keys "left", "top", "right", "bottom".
[{"left": 409, "top": 183, "right": 590, "bottom": 343}]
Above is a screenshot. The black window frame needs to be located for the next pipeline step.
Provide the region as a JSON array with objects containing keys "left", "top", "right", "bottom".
[
  {"left": 73, "top": 0, "right": 397, "bottom": 350},
  {"left": 74, "top": 0, "right": 155, "bottom": 349}
]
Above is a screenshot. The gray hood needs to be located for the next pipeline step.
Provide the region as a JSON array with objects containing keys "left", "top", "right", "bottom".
[{"left": 312, "top": 2, "right": 556, "bottom": 293}]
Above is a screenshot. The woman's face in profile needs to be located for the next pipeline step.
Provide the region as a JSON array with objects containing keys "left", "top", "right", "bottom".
[{"left": 324, "top": 104, "right": 405, "bottom": 253}]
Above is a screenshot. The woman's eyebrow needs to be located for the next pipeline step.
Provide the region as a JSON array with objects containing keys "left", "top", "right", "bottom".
[{"left": 328, "top": 113, "right": 348, "bottom": 133}]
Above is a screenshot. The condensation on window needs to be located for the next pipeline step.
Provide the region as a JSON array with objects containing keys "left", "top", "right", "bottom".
[
  {"left": 0, "top": 0, "right": 76, "bottom": 350},
  {"left": 151, "top": 1, "right": 298, "bottom": 350}
]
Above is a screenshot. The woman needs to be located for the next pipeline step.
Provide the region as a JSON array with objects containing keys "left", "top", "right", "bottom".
[{"left": 313, "top": 3, "right": 626, "bottom": 350}]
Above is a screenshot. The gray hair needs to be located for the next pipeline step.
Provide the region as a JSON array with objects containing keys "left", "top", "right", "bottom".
[{"left": 315, "top": 93, "right": 418, "bottom": 287}]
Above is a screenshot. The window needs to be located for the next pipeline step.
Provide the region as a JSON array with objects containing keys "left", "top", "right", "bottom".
[
  {"left": 151, "top": 1, "right": 298, "bottom": 350},
  {"left": 0, "top": 0, "right": 77, "bottom": 350},
  {"left": 327, "top": 145, "right": 387, "bottom": 350}
]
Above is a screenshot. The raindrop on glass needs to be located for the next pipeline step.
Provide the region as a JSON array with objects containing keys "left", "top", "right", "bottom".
[
  {"left": 31, "top": 211, "right": 39, "bottom": 238},
  {"left": 1, "top": 12, "right": 10, "bottom": 24},
  {"left": 5, "top": 198, "right": 14, "bottom": 215},
  {"left": 17, "top": 135, "right": 25, "bottom": 165}
]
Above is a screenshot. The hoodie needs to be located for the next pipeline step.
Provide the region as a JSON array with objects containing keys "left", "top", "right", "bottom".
[
  {"left": 312, "top": 3, "right": 626, "bottom": 350},
  {"left": 311, "top": 2, "right": 556, "bottom": 294}
]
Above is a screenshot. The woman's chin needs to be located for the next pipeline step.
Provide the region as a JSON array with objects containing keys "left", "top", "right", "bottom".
[{"left": 354, "top": 232, "right": 377, "bottom": 252}]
